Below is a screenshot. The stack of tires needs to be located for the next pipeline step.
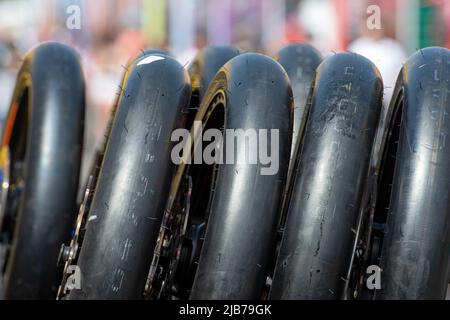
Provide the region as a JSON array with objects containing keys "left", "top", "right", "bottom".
[{"left": 0, "top": 42, "right": 448, "bottom": 300}]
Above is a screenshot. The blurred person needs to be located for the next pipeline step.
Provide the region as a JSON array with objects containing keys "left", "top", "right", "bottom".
[
  {"left": 261, "top": 0, "right": 286, "bottom": 55},
  {"left": 298, "top": 0, "right": 342, "bottom": 53},
  {"left": 232, "top": 0, "right": 263, "bottom": 51},
  {"left": 348, "top": 1, "right": 406, "bottom": 106},
  {"left": 285, "top": 12, "right": 307, "bottom": 44}
]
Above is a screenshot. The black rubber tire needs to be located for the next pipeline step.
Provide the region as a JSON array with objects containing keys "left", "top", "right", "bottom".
[
  {"left": 189, "top": 46, "right": 240, "bottom": 101},
  {"left": 2, "top": 42, "right": 85, "bottom": 299},
  {"left": 188, "top": 53, "right": 293, "bottom": 300},
  {"left": 275, "top": 43, "right": 322, "bottom": 180},
  {"left": 270, "top": 52, "right": 383, "bottom": 300},
  {"left": 67, "top": 54, "right": 191, "bottom": 300},
  {"left": 186, "top": 46, "right": 240, "bottom": 134},
  {"left": 374, "top": 47, "right": 450, "bottom": 300}
]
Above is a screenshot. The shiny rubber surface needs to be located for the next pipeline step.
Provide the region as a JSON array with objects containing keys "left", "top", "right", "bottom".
[
  {"left": 270, "top": 52, "right": 383, "bottom": 299},
  {"left": 375, "top": 47, "right": 450, "bottom": 300},
  {"left": 68, "top": 55, "right": 191, "bottom": 299},
  {"left": 189, "top": 45, "right": 240, "bottom": 100},
  {"left": 190, "top": 53, "right": 293, "bottom": 300},
  {"left": 3, "top": 42, "right": 85, "bottom": 299}
]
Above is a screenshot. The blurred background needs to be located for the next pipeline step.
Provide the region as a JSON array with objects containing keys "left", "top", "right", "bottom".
[{"left": 0, "top": 0, "right": 449, "bottom": 180}]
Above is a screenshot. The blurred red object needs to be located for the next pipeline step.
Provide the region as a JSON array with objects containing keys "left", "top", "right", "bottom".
[{"left": 285, "top": 14, "right": 306, "bottom": 44}]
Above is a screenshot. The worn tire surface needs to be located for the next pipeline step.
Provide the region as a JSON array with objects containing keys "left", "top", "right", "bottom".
[
  {"left": 375, "top": 47, "right": 450, "bottom": 300},
  {"left": 67, "top": 54, "right": 191, "bottom": 300},
  {"left": 270, "top": 52, "right": 383, "bottom": 300}
]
